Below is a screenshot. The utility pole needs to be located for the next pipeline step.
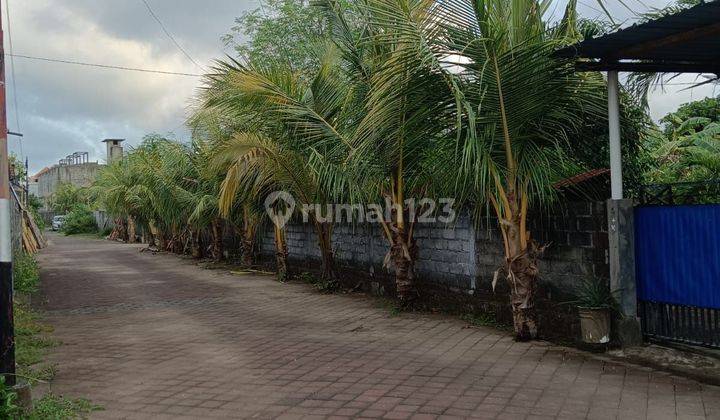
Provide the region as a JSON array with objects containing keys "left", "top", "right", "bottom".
[
  {"left": 24, "top": 157, "right": 28, "bottom": 205},
  {"left": 0, "top": 0, "right": 16, "bottom": 387}
]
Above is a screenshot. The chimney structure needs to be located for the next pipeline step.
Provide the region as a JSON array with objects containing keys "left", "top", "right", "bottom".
[{"left": 102, "top": 139, "right": 124, "bottom": 164}]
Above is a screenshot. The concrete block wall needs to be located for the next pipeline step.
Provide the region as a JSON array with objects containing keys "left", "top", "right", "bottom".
[
  {"left": 413, "top": 213, "right": 476, "bottom": 291},
  {"left": 530, "top": 201, "right": 609, "bottom": 292},
  {"left": 472, "top": 201, "right": 608, "bottom": 295},
  {"left": 256, "top": 201, "right": 609, "bottom": 296},
  {"left": 93, "top": 210, "right": 115, "bottom": 231}
]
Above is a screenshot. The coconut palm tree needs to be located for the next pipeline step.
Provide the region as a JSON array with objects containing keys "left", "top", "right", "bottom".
[
  {"left": 203, "top": 49, "right": 355, "bottom": 282},
  {"left": 303, "top": 0, "right": 458, "bottom": 302},
  {"left": 171, "top": 139, "right": 226, "bottom": 260},
  {"left": 213, "top": 132, "right": 292, "bottom": 280},
  {"left": 129, "top": 136, "right": 186, "bottom": 249},
  {"left": 94, "top": 150, "right": 153, "bottom": 244},
  {"left": 427, "top": 0, "right": 606, "bottom": 339},
  {"left": 95, "top": 135, "right": 204, "bottom": 252}
]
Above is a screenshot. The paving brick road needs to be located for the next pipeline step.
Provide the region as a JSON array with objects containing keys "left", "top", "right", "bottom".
[{"left": 36, "top": 233, "right": 720, "bottom": 419}]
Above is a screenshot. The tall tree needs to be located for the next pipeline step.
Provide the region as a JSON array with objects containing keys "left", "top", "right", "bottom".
[
  {"left": 434, "top": 0, "right": 606, "bottom": 339},
  {"left": 645, "top": 116, "right": 720, "bottom": 184},
  {"left": 205, "top": 50, "right": 352, "bottom": 281},
  {"left": 222, "top": 0, "right": 328, "bottom": 75},
  {"left": 332, "top": 0, "right": 456, "bottom": 302}
]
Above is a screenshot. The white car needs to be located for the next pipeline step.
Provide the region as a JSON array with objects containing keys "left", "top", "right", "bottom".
[{"left": 51, "top": 215, "right": 66, "bottom": 231}]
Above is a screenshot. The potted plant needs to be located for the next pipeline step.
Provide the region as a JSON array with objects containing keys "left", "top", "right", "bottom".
[{"left": 568, "top": 278, "right": 618, "bottom": 345}]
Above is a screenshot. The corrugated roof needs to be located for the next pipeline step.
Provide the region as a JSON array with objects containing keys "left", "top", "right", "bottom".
[
  {"left": 556, "top": 1, "right": 720, "bottom": 74},
  {"left": 553, "top": 168, "right": 610, "bottom": 189},
  {"left": 31, "top": 167, "right": 50, "bottom": 180}
]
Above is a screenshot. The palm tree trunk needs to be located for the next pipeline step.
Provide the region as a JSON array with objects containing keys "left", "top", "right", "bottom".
[
  {"left": 314, "top": 221, "right": 337, "bottom": 281},
  {"left": 241, "top": 229, "right": 255, "bottom": 266},
  {"left": 109, "top": 217, "right": 127, "bottom": 241},
  {"left": 147, "top": 220, "right": 159, "bottom": 248},
  {"left": 211, "top": 218, "right": 223, "bottom": 262},
  {"left": 127, "top": 216, "right": 137, "bottom": 244},
  {"left": 492, "top": 189, "right": 540, "bottom": 341},
  {"left": 504, "top": 218, "right": 538, "bottom": 341},
  {"left": 241, "top": 209, "right": 258, "bottom": 267},
  {"left": 156, "top": 228, "right": 167, "bottom": 251},
  {"left": 191, "top": 229, "right": 202, "bottom": 259},
  {"left": 169, "top": 226, "right": 182, "bottom": 253},
  {"left": 390, "top": 225, "right": 417, "bottom": 302},
  {"left": 385, "top": 168, "right": 418, "bottom": 303},
  {"left": 273, "top": 223, "right": 288, "bottom": 282}
]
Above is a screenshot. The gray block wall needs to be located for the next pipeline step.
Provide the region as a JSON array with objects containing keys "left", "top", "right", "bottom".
[{"left": 256, "top": 200, "right": 609, "bottom": 295}]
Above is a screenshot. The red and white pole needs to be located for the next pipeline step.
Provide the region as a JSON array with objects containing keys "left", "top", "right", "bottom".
[{"left": 0, "top": 0, "right": 17, "bottom": 387}]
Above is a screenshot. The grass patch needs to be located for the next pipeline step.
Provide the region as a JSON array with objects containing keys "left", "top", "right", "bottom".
[
  {"left": 0, "top": 376, "right": 100, "bottom": 419},
  {"left": 14, "top": 299, "right": 59, "bottom": 382},
  {"left": 297, "top": 272, "right": 339, "bottom": 294},
  {"left": 1, "top": 252, "right": 102, "bottom": 418},
  {"left": 374, "top": 297, "right": 403, "bottom": 317},
  {"left": 26, "top": 394, "right": 100, "bottom": 419},
  {"left": 13, "top": 253, "right": 40, "bottom": 295},
  {"left": 460, "top": 312, "right": 511, "bottom": 331},
  {"left": 13, "top": 253, "right": 58, "bottom": 382},
  {"left": 1, "top": 301, "right": 101, "bottom": 419}
]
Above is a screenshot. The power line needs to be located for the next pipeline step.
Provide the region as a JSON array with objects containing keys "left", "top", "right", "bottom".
[
  {"left": 6, "top": 53, "right": 714, "bottom": 87},
  {"left": 5, "top": 53, "right": 203, "bottom": 77},
  {"left": 5, "top": 0, "right": 22, "bottom": 159},
  {"left": 657, "top": 81, "right": 719, "bottom": 86},
  {"left": 140, "top": 0, "right": 204, "bottom": 71}
]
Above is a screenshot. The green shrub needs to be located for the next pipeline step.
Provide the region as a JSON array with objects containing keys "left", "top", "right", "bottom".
[
  {"left": 0, "top": 377, "right": 22, "bottom": 419},
  {"left": 0, "top": 379, "right": 98, "bottom": 419},
  {"left": 27, "top": 195, "right": 45, "bottom": 231},
  {"left": 26, "top": 394, "right": 100, "bottom": 419},
  {"left": 13, "top": 253, "right": 40, "bottom": 294},
  {"left": 61, "top": 205, "right": 97, "bottom": 235},
  {"left": 28, "top": 207, "right": 45, "bottom": 232},
  {"left": 565, "top": 278, "right": 620, "bottom": 311}
]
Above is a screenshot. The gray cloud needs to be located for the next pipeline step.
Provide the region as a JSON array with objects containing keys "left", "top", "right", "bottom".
[{"left": 7, "top": 0, "right": 257, "bottom": 173}]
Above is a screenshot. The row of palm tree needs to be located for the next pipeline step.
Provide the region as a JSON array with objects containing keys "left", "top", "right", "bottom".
[
  {"left": 96, "top": 0, "right": 614, "bottom": 341},
  {"left": 93, "top": 134, "right": 226, "bottom": 258}
]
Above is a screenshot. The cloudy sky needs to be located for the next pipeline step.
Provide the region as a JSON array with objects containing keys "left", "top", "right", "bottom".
[{"left": 4, "top": 0, "right": 718, "bottom": 174}]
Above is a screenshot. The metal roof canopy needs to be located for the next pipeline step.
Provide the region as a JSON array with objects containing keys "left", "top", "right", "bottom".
[{"left": 556, "top": 1, "right": 720, "bottom": 75}]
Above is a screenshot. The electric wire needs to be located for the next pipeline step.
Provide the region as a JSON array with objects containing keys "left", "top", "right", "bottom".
[
  {"left": 5, "top": 0, "right": 22, "bottom": 159},
  {"left": 140, "top": 0, "right": 204, "bottom": 71},
  {"left": 5, "top": 54, "right": 202, "bottom": 77},
  {"left": 5, "top": 52, "right": 714, "bottom": 87}
]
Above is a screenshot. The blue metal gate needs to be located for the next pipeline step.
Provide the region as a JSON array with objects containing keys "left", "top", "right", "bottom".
[{"left": 635, "top": 204, "right": 720, "bottom": 348}]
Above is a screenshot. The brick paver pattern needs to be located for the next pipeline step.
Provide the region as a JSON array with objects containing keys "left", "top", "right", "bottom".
[{"left": 37, "top": 234, "right": 720, "bottom": 419}]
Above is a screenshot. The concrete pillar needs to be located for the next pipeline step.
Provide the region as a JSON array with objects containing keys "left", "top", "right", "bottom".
[
  {"left": 607, "top": 199, "right": 642, "bottom": 346},
  {"left": 607, "top": 71, "right": 623, "bottom": 200}
]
